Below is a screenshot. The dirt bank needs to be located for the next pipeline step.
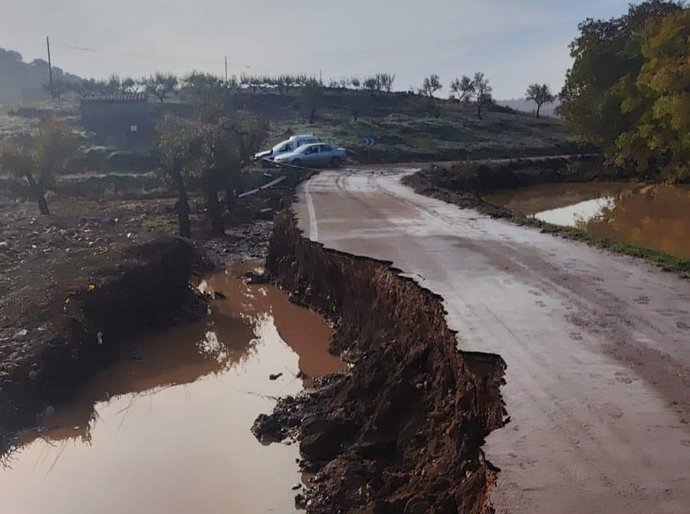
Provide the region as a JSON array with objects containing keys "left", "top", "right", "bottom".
[
  {"left": 254, "top": 213, "right": 507, "bottom": 513},
  {"left": 0, "top": 238, "right": 203, "bottom": 452},
  {"left": 403, "top": 157, "right": 690, "bottom": 277},
  {"left": 0, "top": 185, "right": 285, "bottom": 453}
]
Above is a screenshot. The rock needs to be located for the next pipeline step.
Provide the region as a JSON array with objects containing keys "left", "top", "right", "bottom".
[{"left": 295, "top": 494, "right": 307, "bottom": 509}]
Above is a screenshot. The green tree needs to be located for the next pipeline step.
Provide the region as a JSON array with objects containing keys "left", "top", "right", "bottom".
[
  {"left": 156, "top": 115, "right": 267, "bottom": 236},
  {"left": 559, "top": 1, "right": 682, "bottom": 155},
  {"left": 525, "top": 83, "right": 556, "bottom": 118},
  {"left": 156, "top": 118, "right": 203, "bottom": 237},
  {"left": 142, "top": 72, "right": 179, "bottom": 103},
  {"left": 474, "top": 72, "right": 493, "bottom": 119},
  {"left": 615, "top": 7, "right": 690, "bottom": 180},
  {"left": 183, "top": 72, "right": 226, "bottom": 121},
  {"left": 0, "top": 119, "right": 75, "bottom": 215}
]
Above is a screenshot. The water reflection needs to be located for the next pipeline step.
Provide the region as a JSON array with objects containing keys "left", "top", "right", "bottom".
[
  {"left": 0, "top": 265, "right": 343, "bottom": 514},
  {"left": 486, "top": 182, "right": 690, "bottom": 259}
]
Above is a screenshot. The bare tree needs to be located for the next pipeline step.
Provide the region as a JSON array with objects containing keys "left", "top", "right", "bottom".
[{"left": 525, "top": 83, "right": 556, "bottom": 118}]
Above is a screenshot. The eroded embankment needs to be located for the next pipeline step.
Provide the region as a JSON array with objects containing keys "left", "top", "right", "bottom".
[
  {"left": 254, "top": 213, "right": 507, "bottom": 513},
  {"left": 403, "top": 157, "right": 690, "bottom": 277},
  {"left": 405, "top": 155, "right": 627, "bottom": 196},
  {"left": 0, "top": 239, "right": 202, "bottom": 451}
]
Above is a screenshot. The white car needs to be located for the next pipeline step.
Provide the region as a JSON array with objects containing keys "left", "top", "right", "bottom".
[
  {"left": 273, "top": 143, "right": 347, "bottom": 168},
  {"left": 254, "top": 134, "right": 321, "bottom": 162}
]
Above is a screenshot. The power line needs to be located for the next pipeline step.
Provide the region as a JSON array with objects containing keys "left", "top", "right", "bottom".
[{"left": 50, "top": 41, "right": 291, "bottom": 75}]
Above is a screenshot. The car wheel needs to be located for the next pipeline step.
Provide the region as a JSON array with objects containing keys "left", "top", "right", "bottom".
[
  {"left": 292, "top": 159, "right": 303, "bottom": 167},
  {"left": 330, "top": 157, "right": 342, "bottom": 168}
]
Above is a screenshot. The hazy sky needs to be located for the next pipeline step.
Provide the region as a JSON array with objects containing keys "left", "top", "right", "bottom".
[{"left": 2, "top": 0, "right": 633, "bottom": 98}]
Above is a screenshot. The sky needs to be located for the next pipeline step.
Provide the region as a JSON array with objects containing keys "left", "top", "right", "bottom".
[{"left": 1, "top": 0, "right": 635, "bottom": 99}]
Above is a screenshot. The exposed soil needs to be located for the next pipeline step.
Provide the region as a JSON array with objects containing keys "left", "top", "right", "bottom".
[
  {"left": 296, "top": 168, "right": 690, "bottom": 513},
  {"left": 0, "top": 189, "right": 283, "bottom": 453},
  {"left": 253, "top": 213, "right": 506, "bottom": 514},
  {"left": 403, "top": 157, "right": 690, "bottom": 277}
]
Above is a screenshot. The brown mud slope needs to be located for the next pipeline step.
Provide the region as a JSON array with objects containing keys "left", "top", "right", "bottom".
[
  {"left": 404, "top": 155, "right": 630, "bottom": 198},
  {"left": 0, "top": 238, "right": 201, "bottom": 452},
  {"left": 254, "top": 213, "right": 507, "bottom": 514}
]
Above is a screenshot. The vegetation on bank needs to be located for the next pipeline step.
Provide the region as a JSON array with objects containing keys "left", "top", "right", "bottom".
[
  {"left": 404, "top": 160, "right": 690, "bottom": 278},
  {"left": 559, "top": 0, "right": 690, "bottom": 182}
]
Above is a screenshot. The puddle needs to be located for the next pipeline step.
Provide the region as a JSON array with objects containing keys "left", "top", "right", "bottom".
[
  {"left": 0, "top": 264, "right": 344, "bottom": 514},
  {"left": 485, "top": 182, "right": 690, "bottom": 258}
]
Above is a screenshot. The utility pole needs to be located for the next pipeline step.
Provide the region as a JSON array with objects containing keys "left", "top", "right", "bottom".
[
  {"left": 224, "top": 56, "right": 228, "bottom": 83},
  {"left": 46, "top": 36, "right": 55, "bottom": 99}
]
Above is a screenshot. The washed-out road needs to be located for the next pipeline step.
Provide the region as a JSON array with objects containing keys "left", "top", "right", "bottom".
[{"left": 294, "top": 167, "right": 690, "bottom": 514}]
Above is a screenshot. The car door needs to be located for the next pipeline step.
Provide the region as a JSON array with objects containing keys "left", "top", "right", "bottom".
[
  {"left": 317, "top": 145, "right": 333, "bottom": 166},
  {"left": 301, "top": 145, "right": 320, "bottom": 165}
]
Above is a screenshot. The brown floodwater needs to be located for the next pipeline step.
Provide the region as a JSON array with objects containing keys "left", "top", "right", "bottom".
[
  {"left": 485, "top": 182, "right": 690, "bottom": 259},
  {"left": 0, "top": 264, "right": 344, "bottom": 514}
]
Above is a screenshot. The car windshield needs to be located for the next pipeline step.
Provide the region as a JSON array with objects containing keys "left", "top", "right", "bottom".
[{"left": 272, "top": 142, "right": 292, "bottom": 152}]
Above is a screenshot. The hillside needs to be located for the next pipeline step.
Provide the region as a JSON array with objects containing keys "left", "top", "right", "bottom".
[
  {"left": 226, "top": 90, "right": 576, "bottom": 162},
  {"left": 0, "top": 88, "right": 577, "bottom": 166},
  {"left": 497, "top": 97, "right": 560, "bottom": 118},
  {"left": 0, "top": 48, "right": 80, "bottom": 104}
]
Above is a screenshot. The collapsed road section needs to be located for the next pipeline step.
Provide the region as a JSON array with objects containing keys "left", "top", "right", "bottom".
[{"left": 254, "top": 213, "right": 507, "bottom": 514}]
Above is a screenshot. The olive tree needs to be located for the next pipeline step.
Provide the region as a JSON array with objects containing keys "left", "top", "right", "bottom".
[
  {"left": 142, "top": 72, "right": 179, "bottom": 103},
  {"left": 375, "top": 73, "right": 396, "bottom": 92},
  {"left": 526, "top": 83, "right": 556, "bottom": 118},
  {"left": 300, "top": 78, "right": 324, "bottom": 124},
  {"left": 450, "top": 75, "right": 475, "bottom": 102},
  {"left": 474, "top": 72, "right": 493, "bottom": 120},
  {"left": 420, "top": 74, "right": 442, "bottom": 97},
  {"left": 156, "top": 118, "right": 202, "bottom": 238},
  {"left": 156, "top": 114, "right": 267, "bottom": 236},
  {"left": 0, "top": 119, "right": 75, "bottom": 215}
]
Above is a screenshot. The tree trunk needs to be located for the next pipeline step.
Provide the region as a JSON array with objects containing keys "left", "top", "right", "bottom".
[
  {"left": 309, "top": 108, "right": 316, "bottom": 124},
  {"left": 536, "top": 103, "right": 541, "bottom": 118},
  {"left": 225, "top": 187, "right": 236, "bottom": 212},
  {"left": 25, "top": 173, "right": 50, "bottom": 215},
  {"left": 171, "top": 169, "right": 191, "bottom": 238},
  {"left": 477, "top": 102, "right": 483, "bottom": 120},
  {"left": 205, "top": 187, "right": 225, "bottom": 235}
]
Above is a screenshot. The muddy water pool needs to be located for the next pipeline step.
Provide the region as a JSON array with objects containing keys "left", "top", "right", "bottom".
[
  {"left": 485, "top": 182, "right": 690, "bottom": 258},
  {"left": 0, "top": 265, "right": 344, "bottom": 514}
]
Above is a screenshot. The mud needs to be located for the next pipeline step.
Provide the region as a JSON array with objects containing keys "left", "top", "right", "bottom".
[
  {"left": 253, "top": 213, "right": 506, "bottom": 513},
  {"left": 487, "top": 182, "right": 690, "bottom": 259},
  {"left": 0, "top": 238, "right": 203, "bottom": 452},
  {"left": 0, "top": 267, "right": 342, "bottom": 514},
  {"left": 406, "top": 155, "right": 619, "bottom": 195},
  {"left": 299, "top": 169, "right": 690, "bottom": 513}
]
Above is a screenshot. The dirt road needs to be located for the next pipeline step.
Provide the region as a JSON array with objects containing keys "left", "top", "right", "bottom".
[{"left": 293, "top": 168, "right": 690, "bottom": 514}]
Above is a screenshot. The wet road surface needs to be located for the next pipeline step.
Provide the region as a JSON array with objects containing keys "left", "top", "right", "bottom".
[{"left": 294, "top": 168, "right": 690, "bottom": 514}]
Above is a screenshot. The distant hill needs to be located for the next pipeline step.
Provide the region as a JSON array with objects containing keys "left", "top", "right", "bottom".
[
  {"left": 0, "top": 48, "right": 80, "bottom": 104},
  {"left": 497, "top": 98, "right": 560, "bottom": 118}
]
